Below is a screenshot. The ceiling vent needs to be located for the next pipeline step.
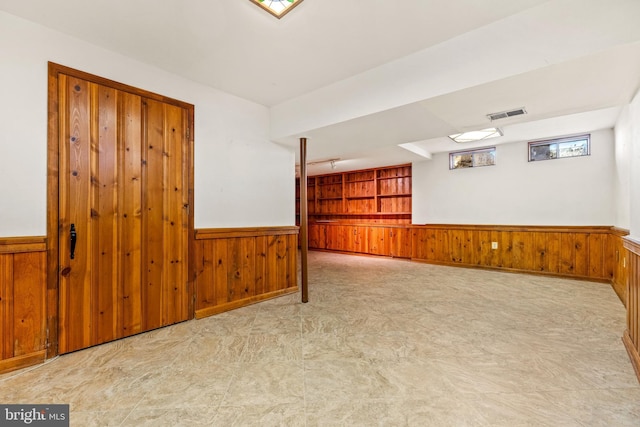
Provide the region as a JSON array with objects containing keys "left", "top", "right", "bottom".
[{"left": 487, "top": 107, "right": 527, "bottom": 121}]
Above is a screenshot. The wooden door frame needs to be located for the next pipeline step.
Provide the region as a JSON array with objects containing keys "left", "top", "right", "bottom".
[{"left": 46, "top": 62, "right": 195, "bottom": 358}]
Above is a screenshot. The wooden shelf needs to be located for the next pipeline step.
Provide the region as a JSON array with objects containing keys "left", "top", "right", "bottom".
[
  {"left": 310, "top": 212, "right": 411, "bottom": 216},
  {"left": 377, "top": 175, "right": 411, "bottom": 180},
  {"left": 378, "top": 193, "right": 412, "bottom": 197},
  {"left": 296, "top": 163, "right": 411, "bottom": 222},
  {"left": 345, "top": 179, "right": 375, "bottom": 183}
]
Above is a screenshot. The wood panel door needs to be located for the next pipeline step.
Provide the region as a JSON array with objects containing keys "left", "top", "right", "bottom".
[{"left": 55, "top": 69, "right": 191, "bottom": 354}]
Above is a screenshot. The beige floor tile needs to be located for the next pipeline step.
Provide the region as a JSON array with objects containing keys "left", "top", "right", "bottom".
[
  {"left": 71, "top": 410, "right": 131, "bottom": 427},
  {"left": 0, "top": 251, "right": 638, "bottom": 425},
  {"left": 222, "top": 361, "right": 305, "bottom": 406},
  {"left": 541, "top": 388, "right": 640, "bottom": 427},
  {"left": 212, "top": 403, "right": 306, "bottom": 426}
]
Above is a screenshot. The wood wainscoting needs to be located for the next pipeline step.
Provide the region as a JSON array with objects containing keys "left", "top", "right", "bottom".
[
  {"left": 623, "top": 237, "right": 640, "bottom": 382},
  {"left": 412, "top": 225, "right": 628, "bottom": 291},
  {"left": 309, "top": 222, "right": 412, "bottom": 258},
  {"left": 309, "top": 223, "right": 628, "bottom": 297},
  {"left": 194, "top": 227, "right": 299, "bottom": 318},
  {"left": 0, "top": 237, "right": 47, "bottom": 373}
]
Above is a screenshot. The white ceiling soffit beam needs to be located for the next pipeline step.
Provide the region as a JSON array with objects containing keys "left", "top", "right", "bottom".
[
  {"left": 288, "top": 37, "right": 640, "bottom": 164},
  {"left": 271, "top": 0, "right": 640, "bottom": 142}
]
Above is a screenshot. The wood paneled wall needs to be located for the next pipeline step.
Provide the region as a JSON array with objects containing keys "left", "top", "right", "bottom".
[
  {"left": 194, "top": 227, "right": 299, "bottom": 318},
  {"left": 611, "top": 229, "right": 630, "bottom": 305},
  {"left": 309, "top": 223, "right": 628, "bottom": 291},
  {"left": 412, "top": 224, "right": 628, "bottom": 286},
  {"left": 0, "top": 237, "right": 47, "bottom": 373},
  {"left": 623, "top": 237, "right": 640, "bottom": 383},
  {"left": 310, "top": 223, "right": 412, "bottom": 258}
]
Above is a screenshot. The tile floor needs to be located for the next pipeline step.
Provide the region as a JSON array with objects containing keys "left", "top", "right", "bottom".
[{"left": 1, "top": 251, "right": 639, "bottom": 426}]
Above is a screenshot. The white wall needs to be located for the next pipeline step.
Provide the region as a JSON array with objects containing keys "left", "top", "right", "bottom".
[
  {"left": 614, "top": 106, "right": 632, "bottom": 230},
  {"left": 0, "top": 11, "right": 295, "bottom": 237},
  {"left": 615, "top": 89, "right": 640, "bottom": 240},
  {"left": 412, "top": 128, "right": 615, "bottom": 226}
]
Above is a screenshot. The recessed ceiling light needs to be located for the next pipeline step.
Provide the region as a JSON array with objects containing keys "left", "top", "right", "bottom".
[
  {"left": 249, "top": 0, "right": 304, "bottom": 19},
  {"left": 448, "top": 128, "right": 503, "bottom": 143}
]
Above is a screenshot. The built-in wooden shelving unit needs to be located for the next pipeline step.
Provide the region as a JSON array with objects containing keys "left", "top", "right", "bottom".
[{"left": 296, "top": 164, "right": 411, "bottom": 223}]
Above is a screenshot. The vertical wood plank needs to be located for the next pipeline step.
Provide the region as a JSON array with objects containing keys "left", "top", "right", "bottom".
[
  {"left": 631, "top": 253, "right": 635, "bottom": 342},
  {"left": 195, "top": 240, "right": 214, "bottom": 310},
  {"left": 93, "top": 84, "right": 119, "bottom": 344},
  {"left": 214, "top": 239, "right": 229, "bottom": 305},
  {"left": 603, "top": 234, "right": 617, "bottom": 283},
  {"left": 411, "top": 229, "right": 423, "bottom": 260},
  {"left": 560, "top": 233, "right": 575, "bottom": 275},
  {"left": 533, "top": 232, "right": 547, "bottom": 272},
  {"left": 498, "top": 231, "right": 511, "bottom": 268},
  {"left": 463, "top": 229, "right": 476, "bottom": 265},
  {"left": 368, "top": 227, "right": 384, "bottom": 256},
  {"left": 589, "top": 233, "right": 604, "bottom": 279},
  {"left": 547, "top": 232, "right": 561, "bottom": 274},
  {"left": 242, "top": 237, "right": 256, "bottom": 298},
  {"left": 143, "top": 98, "right": 165, "bottom": 330},
  {"left": 162, "top": 103, "right": 188, "bottom": 325},
  {"left": 287, "top": 234, "right": 297, "bottom": 289},
  {"left": 450, "top": 229, "right": 462, "bottom": 263},
  {"left": 265, "top": 236, "right": 279, "bottom": 293},
  {"left": 276, "top": 236, "right": 288, "bottom": 290},
  {"left": 255, "top": 236, "right": 267, "bottom": 296},
  {"left": 511, "top": 232, "right": 527, "bottom": 270},
  {"left": 308, "top": 224, "right": 319, "bottom": 249},
  {"left": 0, "top": 254, "right": 13, "bottom": 359},
  {"left": 47, "top": 64, "right": 61, "bottom": 358},
  {"left": 427, "top": 229, "right": 438, "bottom": 261},
  {"left": 384, "top": 227, "right": 394, "bottom": 256},
  {"left": 120, "top": 92, "right": 143, "bottom": 336},
  {"left": 227, "top": 239, "right": 242, "bottom": 302},
  {"left": 574, "top": 233, "right": 589, "bottom": 277},
  {"left": 12, "top": 253, "right": 46, "bottom": 356},
  {"left": 478, "top": 230, "right": 491, "bottom": 266},
  {"left": 60, "top": 77, "right": 93, "bottom": 353},
  {"left": 325, "top": 225, "right": 337, "bottom": 251}
]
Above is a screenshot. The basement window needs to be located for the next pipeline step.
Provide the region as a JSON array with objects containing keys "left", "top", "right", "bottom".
[
  {"left": 528, "top": 134, "right": 590, "bottom": 162},
  {"left": 449, "top": 147, "right": 496, "bottom": 170}
]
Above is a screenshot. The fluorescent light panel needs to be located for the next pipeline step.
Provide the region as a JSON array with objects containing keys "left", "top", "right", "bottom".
[{"left": 448, "top": 128, "right": 503, "bottom": 143}]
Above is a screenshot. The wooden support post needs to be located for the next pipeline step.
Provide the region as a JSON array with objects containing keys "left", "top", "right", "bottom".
[{"left": 300, "top": 138, "right": 309, "bottom": 303}]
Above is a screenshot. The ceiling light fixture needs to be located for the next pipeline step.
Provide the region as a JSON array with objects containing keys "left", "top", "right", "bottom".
[
  {"left": 306, "top": 158, "right": 340, "bottom": 166},
  {"left": 448, "top": 128, "right": 503, "bottom": 143},
  {"left": 249, "top": 0, "right": 304, "bottom": 19}
]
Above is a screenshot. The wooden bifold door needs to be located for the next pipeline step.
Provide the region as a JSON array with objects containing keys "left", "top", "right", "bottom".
[{"left": 49, "top": 64, "right": 194, "bottom": 354}]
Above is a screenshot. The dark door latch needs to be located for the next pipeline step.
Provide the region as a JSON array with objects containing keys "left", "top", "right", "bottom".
[{"left": 70, "top": 223, "right": 77, "bottom": 260}]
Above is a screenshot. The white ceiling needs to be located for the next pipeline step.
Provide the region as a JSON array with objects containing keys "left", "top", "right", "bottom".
[{"left": 2, "top": 0, "right": 639, "bottom": 175}]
